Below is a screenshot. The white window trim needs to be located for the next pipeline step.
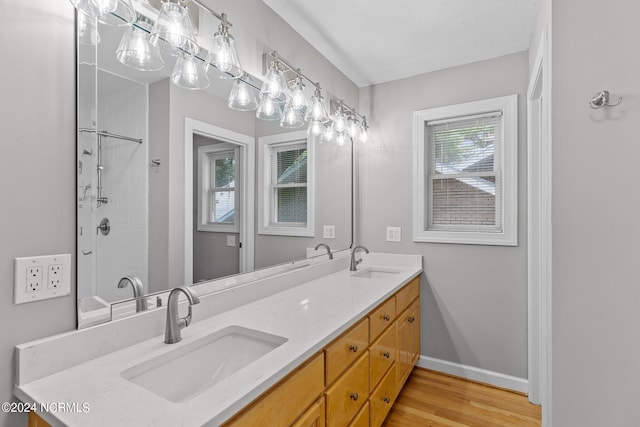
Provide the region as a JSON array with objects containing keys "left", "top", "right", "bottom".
[
  {"left": 197, "top": 144, "right": 239, "bottom": 233},
  {"left": 258, "top": 130, "right": 315, "bottom": 237},
  {"left": 412, "top": 94, "right": 518, "bottom": 246}
]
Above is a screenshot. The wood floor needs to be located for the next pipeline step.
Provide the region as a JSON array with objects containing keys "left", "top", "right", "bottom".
[{"left": 384, "top": 368, "right": 541, "bottom": 427}]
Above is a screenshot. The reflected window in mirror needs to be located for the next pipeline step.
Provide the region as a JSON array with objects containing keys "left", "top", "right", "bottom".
[
  {"left": 198, "top": 144, "right": 240, "bottom": 233},
  {"left": 258, "top": 131, "right": 315, "bottom": 237}
]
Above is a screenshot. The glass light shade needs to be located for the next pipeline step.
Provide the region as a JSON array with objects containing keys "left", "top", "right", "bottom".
[
  {"left": 256, "top": 94, "right": 283, "bottom": 120},
  {"left": 149, "top": 2, "right": 198, "bottom": 56},
  {"left": 116, "top": 25, "right": 164, "bottom": 71},
  {"left": 78, "top": 12, "right": 100, "bottom": 45},
  {"left": 98, "top": 0, "right": 135, "bottom": 26},
  {"left": 335, "top": 132, "right": 347, "bottom": 146},
  {"left": 280, "top": 101, "right": 306, "bottom": 128},
  {"left": 228, "top": 79, "right": 258, "bottom": 111},
  {"left": 331, "top": 109, "right": 347, "bottom": 133},
  {"left": 289, "top": 78, "right": 308, "bottom": 111},
  {"left": 71, "top": 0, "right": 117, "bottom": 18},
  {"left": 308, "top": 121, "right": 323, "bottom": 137},
  {"left": 205, "top": 29, "right": 242, "bottom": 79},
  {"left": 347, "top": 117, "right": 360, "bottom": 139},
  {"left": 259, "top": 64, "right": 288, "bottom": 103},
  {"left": 171, "top": 54, "right": 210, "bottom": 90},
  {"left": 321, "top": 125, "right": 335, "bottom": 143},
  {"left": 359, "top": 122, "right": 369, "bottom": 143},
  {"left": 305, "top": 90, "right": 329, "bottom": 123}
]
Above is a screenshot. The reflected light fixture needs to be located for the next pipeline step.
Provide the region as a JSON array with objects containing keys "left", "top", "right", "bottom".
[
  {"left": 321, "top": 124, "right": 336, "bottom": 143},
  {"left": 305, "top": 85, "right": 329, "bottom": 123},
  {"left": 308, "top": 121, "right": 323, "bottom": 137},
  {"left": 347, "top": 115, "right": 360, "bottom": 140},
  {"left": 78, "top": 12, "right": 100, "bottom": 45},
  {"left": 171, "top": 53, "right": 210, "bottom": 90},
  {"left": 70, "top": 0, "right": 136, "bottom": 26},
  {"left": 358, "top": 117, "right": 369, "bottom": 143},
  {"left": 256, "top": 94, "right": 283, "bottom": 120},
  {"left": 116, "top": 20, "right": 164, "bottom": 71},
  {"left": 228, "top": 77, "right": 258, "bottom": 111},
  {"left": 149, "top": 1, "right": 198, "bottom": 56},
  {"left": 289, "top": 73, "right": 308, "bottom": 111},
  {"left": 205, "top": 13, "right": 242, "bottom": 79},
  {"left": 280, "top": 100, "right": 306, "bottom": 128},
  {"left": 331, "top": 104, "right": 347, "bottom": 134}
]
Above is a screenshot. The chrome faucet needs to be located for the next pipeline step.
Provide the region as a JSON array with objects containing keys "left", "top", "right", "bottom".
[
  {"left": 117, "top": 276, "right": 147, "bottom": 313},
  {"left": 315, "top": 243, "right": 333, "bottom": 260},
  {"left": 350, "top": 245, "right": 370, "bottom": 271},
  {"left": 165, "top": 286, "right": 200, "bottom": 344}
]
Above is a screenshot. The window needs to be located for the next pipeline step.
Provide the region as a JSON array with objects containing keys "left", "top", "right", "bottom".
[
  {"left": 258, "top": 130, "right": 315, "bottom": 237},
  {"left": 197, "top": 144, "right": 240, "bottom": 233},
  {"left": 413, "top": 95, "right": 518, "bottom": 245}
]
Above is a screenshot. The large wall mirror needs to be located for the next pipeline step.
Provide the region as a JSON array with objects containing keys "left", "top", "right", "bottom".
[{"left": 76, "top": 3, "right": 354, "bottom": 328}]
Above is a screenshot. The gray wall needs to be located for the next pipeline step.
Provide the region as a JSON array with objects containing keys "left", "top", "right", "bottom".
[
  {"left": 358, "top": 51, "right": 529, "bottom": 379},
  {"left": 192, "top": 135, "right": 240, "bottom": 281},
  {"left": 551, "top": 0, "right": 640, "bottom": 425},
  {"left": 0, "top": 1, "right": 76, "bottom": 425}
]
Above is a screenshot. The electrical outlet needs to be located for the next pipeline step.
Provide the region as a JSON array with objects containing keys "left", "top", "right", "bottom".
[
  {"left": 15, "top": 254, "right": 71, "bottom": 305},
  {"left": 48, "top": 264, "right": 62, "bottom": 289},
  {"left": 26, "top": 266, "right": 42, "bottom": 292},
  {"left": 323, "top": 225, "right": 336, "bottom": 239},
  {"left": 227, "top": 235, "right": 236, "bottom": 247},
  {"left": 386, "top": 226, "right": 402, "bottom": 242}
]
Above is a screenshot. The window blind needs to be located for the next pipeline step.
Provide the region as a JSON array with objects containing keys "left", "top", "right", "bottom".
[
  {"left": 270, "top": 143, "right": 308, "bottom": 224},
  {"left": 426, "top": 112, "right": 503, "bottom": 232}
]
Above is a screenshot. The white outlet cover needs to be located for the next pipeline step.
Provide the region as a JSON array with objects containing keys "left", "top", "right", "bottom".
[
  {"left": 226, "top": 235, "right": 236, "bottom": 247},
  {"left": 323, "top": 225, "right": 336, "bottom": 239},
  {"left": 386, "top": 226, "right": 402, "bottom": 242},
  {"left": 14, "top": 254, "right": 71, "bottom": 305}
]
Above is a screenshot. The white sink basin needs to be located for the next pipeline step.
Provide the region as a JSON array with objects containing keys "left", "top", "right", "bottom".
[
  {"left": 121, "top": 326, "right": 287, "bottom": 403},
  {"left": 351, "top": 267, "right": 401, "bottom": 279}
]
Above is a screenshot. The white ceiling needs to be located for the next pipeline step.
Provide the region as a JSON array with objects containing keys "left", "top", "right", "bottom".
[{"left": 263, "top": 0, "right": 539, "bottom": 87}]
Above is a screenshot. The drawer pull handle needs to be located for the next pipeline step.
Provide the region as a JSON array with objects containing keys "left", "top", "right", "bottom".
[
  {"left": 383, "top": 397, "right": 391, "bottom": 404},
  {"left": 383, "top": 314, "right": 390, "bottom": 321},
  {"left": 349, "top": 344, "right": 358, "bottom": 352},
  {"left": 408, "top": 316, "right": 416, "bottom": 324},
  {"left": 383, "top": 351, "right": 391, "bottom": 359},
  {"left": 350, "top": 392, "right": 359, "bottom": 401}
]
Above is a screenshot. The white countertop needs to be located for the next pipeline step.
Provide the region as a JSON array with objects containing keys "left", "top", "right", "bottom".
[{"left": 14, "top": 253, "right": 422, "bottom": 427}]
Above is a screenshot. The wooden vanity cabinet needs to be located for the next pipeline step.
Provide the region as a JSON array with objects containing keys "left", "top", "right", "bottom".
[
  {"left": 222, "top": 353, "right": 324, "bottom": 427},
  {"left": 224, "top": 276, "right": 421, "bottom": 427}
]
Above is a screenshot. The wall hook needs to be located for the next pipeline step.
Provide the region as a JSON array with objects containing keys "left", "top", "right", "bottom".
[{"left": 589, "top": 90, "right": 622, "bottom": 109}]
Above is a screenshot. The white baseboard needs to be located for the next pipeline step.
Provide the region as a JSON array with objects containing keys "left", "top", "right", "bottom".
[{"left": 417, "top": 355, "right": 529, "bottom": 394}]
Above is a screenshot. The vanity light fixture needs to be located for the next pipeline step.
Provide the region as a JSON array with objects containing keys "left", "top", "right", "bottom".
[
  {"left": 280, "top": 99, "right": 306, "bottom": 128},
  {"left": 331, "top": 103, "right": 347, "bottom": 134},
  {"left": 149, "top": 1, "right": 199, "bottom": 56},
  {"left": 259, "top": 56, "right": 289, "bottom": 103},
  {"left": 256, "top": 93, "right": 283, "bottom": 121},
  {"left": 171, "top": 53, "right": 210, "bottom": 90},
  {"left": 358, "top": 117, "right": 370, "bottom": 143},
  {"left": 347, "top": 115, "right": 360, "bottom": 140},
  {"left": 71, "top": 0, "right": 136, "bottom": 26},
  {"left": 289, "top": 73, "right": 309, "bottom": 112},
  {"left": 116, "top": 18, "right": 164, "bottom": 71},
  {"left": 305, "top": 85, "right": 329, "bottom": 123},
  {"left": 205, "top": 13, "right": 242, "bottom": 79},
  {"left": 228, "top": 76, "right": 259, "bottom": 111}
]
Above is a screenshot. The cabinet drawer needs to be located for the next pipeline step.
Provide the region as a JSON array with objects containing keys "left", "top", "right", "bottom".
[
  {"left": 325, "top": 317, "right": 369, "bottom": 385},
  {"left": 348, "top": 401, "right": 369, "bottom": 427},
  {"left": 396, "top": 277, "right": 419, "bottom": 314},
  {"left": 370, "top": 363, "right": 397, "bottom": 427},
  {"left": 223, "top": 353, "right": 324, "bottom": 427},
  {"left": 325, "top": 352, "right": 369, "bottom": 427},
  {"left": 369, "top": 297, "right": 395, "bottom": 342},
  {"left": 369, "top": 323, "right": 396, "bottom": 392}
]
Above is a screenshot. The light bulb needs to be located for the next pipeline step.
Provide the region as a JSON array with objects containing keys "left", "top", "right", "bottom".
[
  {"left": 321, "top": 125, "right": 335, "bottom": 143},
  {"left": 348, "top": 117, "right": 360, "bottom": 139},
  {"left": 171, "top": 54, "right": 210, "bottom": 90},
  {"left": 259, "top": 62, "right": 288, "bottom": 103},
  {"left": 308, "top": 121, "right": 323, "bottom": 137},
  {"left": 256, "top": 94, "right": 283, "bottom": 120},
  {"left": 90, "top": 0, "right": 118, "bottom": 15},
  {"left": 359, "top": 118, "right": 369, "bottom": 143},
  {"left": 331, "top": 111, "right": 346, "bottom": 133},
  {"left": 336, "top": 132, "right": 346, "bottom": 146},
  {"left": 290, "top": 77, "right": 308, "bottom": 111},
  {"left": 280, "top": 101, "right": 305, "bottom": 128}
]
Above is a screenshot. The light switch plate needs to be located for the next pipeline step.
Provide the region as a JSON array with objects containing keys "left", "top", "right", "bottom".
[
  {"left": 14, "top": 254, "right": 71, "bottom": 304},
  {"left": 323, "top": 225, "right": 336, "bottom": 239},
  {"left": 386, "top": 227, "right": 402, "bottom": 242}
]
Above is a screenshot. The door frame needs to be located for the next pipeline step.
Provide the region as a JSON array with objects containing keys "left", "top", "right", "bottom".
[
  {"left": 527, "top": 27, "right": 552, "bottom": 424},
  {"left": 184, "top": 117, "right": 255, "bottom": 284}
]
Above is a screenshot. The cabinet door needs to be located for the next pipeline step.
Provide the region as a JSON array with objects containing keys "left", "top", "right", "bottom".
[
  {"left": 223, "top": 353, "right": 324, "bottom": 427},
  {"left": 291, "top": 397, "right": 325, "bottom": 427},
  {"left": 325, "top": 318, "right": 369, "bottom": 386},
  {"left": 370, "top": 364, "right": 397, "bottom": 427},
  {"left": 396, "top": 298, "right": 420, "bottom": 389}
]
